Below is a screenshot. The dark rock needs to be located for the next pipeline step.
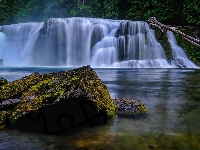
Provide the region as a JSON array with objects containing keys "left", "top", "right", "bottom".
[
  {"left": 0, "top": 72, "right": 41, "bottom": 101},
  {"left": 113, "top": 98, "right": 148, "bottom": 114},
  {"left": 0, "top": 78, "right": 8, "bottom": 87},
  {"left": 0, "top": 66, "right": 117, "bottom": 134},
  {"left": 0, "top": 99, "right": 20, "bottom": 111}
]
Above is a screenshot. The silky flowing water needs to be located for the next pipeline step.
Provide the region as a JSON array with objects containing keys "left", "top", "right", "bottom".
[
  {"left": 0, "top": 67, "right": 200, "bottom": 150},
  {"left": 0, "top": 18, "right": 198, "bottom": 68}
]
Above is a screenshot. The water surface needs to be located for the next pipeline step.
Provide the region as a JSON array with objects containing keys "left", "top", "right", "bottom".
[{"left": 0, "top": 67, "right": 200, "bottom": 150}]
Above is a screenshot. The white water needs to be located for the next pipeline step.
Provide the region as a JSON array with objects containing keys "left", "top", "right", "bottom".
[
  {"left": 114, "top": 21, "right": 172, "bottom": 68},
  {"left": 1, "top": 23, "right": 43, "bottom": 65},
  {"left": 167, "top": 30, "right": 197, "bottom": 68},
  {"left": 0, "top": 32, "right": 5, "bottom": 59},
  {"left": 0, "top": 18, "right": 198, "bottom": 68}
]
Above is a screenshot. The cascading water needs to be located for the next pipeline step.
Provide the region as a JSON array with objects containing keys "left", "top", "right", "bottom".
[
  {"left": 0, "top": 17, "right": 198, "bottom": 68},
  {"left": 113, "top": 21, "right": 171, "bottom": 68},
  {"left": 0, "top": 32, "right": 5, "bottom": 60},
  {"left": 167, "top": 30, "right": 197, "bottom": 68},
  {"left": 0, "top": 23, "right": 43, "bottom": 65}
]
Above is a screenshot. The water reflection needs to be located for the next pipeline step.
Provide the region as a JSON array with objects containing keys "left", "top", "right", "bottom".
[
  {"left": 0, "top": 67, "right": 200, "bottom": 149},
  {"left": 96, "top": 68, "right": 200, "bottom": 136}
]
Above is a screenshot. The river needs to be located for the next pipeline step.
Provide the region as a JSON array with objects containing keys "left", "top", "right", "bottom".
[{"left": 0, "top": 67, "right": 200, "bottom": 150}]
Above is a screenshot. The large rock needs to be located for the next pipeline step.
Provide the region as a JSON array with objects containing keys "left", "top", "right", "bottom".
[
  {"left": 0, "top": 66, "right": 118, "bottom": 133},
  {"left": 0, "top": 78, "right": 8, "bottom": 87}
]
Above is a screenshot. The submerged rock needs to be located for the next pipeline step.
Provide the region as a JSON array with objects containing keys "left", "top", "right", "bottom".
[{"left": 0, "top": 65, "right": 118, "bottom": 133}]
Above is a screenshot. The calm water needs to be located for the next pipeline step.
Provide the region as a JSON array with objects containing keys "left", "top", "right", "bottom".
[{"left": 0, "top": 67, "right": 200, "bottom": 150}]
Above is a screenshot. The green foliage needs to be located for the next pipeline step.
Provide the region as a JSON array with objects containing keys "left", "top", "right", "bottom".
[
  {"left": 101, "top": 0, "right": 119, "bottom": 19},
  {"left": 154, "top": 28, "right": 172, "bottom": 58},
  {"left": 182, "top": 0, "right": 200, "bottom": 26},
  {"left": 0, "top": 0, "right": 121, "bottom": 24},
  {"left": 174, "top": 33, "right": 200, "bottom": 65},
  {"left": 68, "top": 0, "right": 92, "bottom": 17},
  {"left": 0, "top": 0, "right": 199, "bottom": 27},
  {"left": 0, "top": 0, "right": 29, "bottom": 25},
  {"left": 125, "top": 0, "right": 181, "bottom": 22},
  {"left": 16, "top": 0, "right": 45, "bottom": 22}
]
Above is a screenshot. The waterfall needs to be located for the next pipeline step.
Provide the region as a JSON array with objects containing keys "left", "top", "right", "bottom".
[
  {"left": 167, "top": 30, "right": 197, "bottom": 68},
  {"left": 0, "top": 23, "right": 43, "bottom": 66},
  {"left": 0, "top": 32, "right": 5, "bottom": 60},
  {"left": 113, "top": 21, "right": 171, "bottom": 68},
  {"left": 0, "top": 17, "right": 198, "bottom": 68}
]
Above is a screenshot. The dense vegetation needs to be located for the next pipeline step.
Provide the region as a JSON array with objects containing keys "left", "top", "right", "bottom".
[
  {"left": 0, "top": 0, "right": 199, "bottom": 63},
  {"left": 0, "top": 0, "right": 199, "bottom": 26}
]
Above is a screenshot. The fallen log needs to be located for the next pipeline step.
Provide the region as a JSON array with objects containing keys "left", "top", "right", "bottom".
[{"left": 148, "top": 17, "right": 200, "bottom": 47}]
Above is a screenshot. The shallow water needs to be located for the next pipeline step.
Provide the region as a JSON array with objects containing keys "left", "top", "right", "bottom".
[{"left": 0, "top": 67, "right": 200, "bottom": 150}]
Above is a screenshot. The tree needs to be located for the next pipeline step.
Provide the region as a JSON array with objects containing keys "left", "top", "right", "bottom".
[
  {"left": 182, "top": 0, "right": 200, "bottom": 26},
  {"left": 16, "top": 0, "right": 45, "bottom": 22},
  {"left": 0, "top": 0, "right": 29, "bottom": 25}
]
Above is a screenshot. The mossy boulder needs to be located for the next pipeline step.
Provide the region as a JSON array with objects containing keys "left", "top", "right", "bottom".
[
  {"left": 113, "top": 98, "right": 148, "bottom": 114},
  {"left": 0, "top": 78, "right": 8, "bottom": 87},
  {"left": 0, "top": 66, "right": 118, "bottom": 133},
  {"left": 0, "top": 66, "right": 148, "bottom": 134}
]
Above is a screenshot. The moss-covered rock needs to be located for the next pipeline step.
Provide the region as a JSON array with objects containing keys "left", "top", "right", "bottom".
[
  {"left": 174, "top": 30, "right": 200, "bottom": 65},
  {"left": 113, "top": 98, "right": 148, "bottom": 114},
  {"left": 154, "top": 28, "right": 173, "bottom": 58},
  {"left": 0, "top": 72, "right": 41, "bottom": 101},
  {"left": 0, "top": 66, "right": 118, "bottom": 133},
  {"left": 0, "top": 78, "right": 8, "bottom": 87},
  {"left": 0, "top": 66, "right": 148, "bottom": 133}
]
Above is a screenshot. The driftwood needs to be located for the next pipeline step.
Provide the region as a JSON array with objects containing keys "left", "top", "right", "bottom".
[{"left": 148, "top": 17, "right": 200, "bottom": 47}]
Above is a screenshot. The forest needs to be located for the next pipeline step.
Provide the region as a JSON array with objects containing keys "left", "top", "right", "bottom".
[{"left": 0, "top": 0, "right": 199, "bottom": 27}]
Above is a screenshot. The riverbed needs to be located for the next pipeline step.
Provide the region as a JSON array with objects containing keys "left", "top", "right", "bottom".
[{"left": 0, "top": 67, "right": 200, "bottom": 150}]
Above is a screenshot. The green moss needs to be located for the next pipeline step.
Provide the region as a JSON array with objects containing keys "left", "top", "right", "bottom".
[
  {"left": 0, "top": 66, "right": 117, "bottom": 124},
  {"left": 136, "top": 102, "right": 148, "bottom": 113},
  {"left": 0, "top": 78, "right": 8, "bottom": 87},
  {"left": 0, "top": 73, "right": 41, "bottom": 102},
  {"left": 153, "top": 26, "right": 200, "bottom": 66},
  {"left": 154, "top": 28, "right": 173, "bottom": 58},
  {"left": 174, "top": 32, "right": 200, "bottom": 65}
]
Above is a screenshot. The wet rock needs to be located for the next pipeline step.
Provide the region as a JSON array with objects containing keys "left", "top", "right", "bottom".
[
  {"left": 0, "top": 66, "right": 117, "bottom": 133},
  {"left": 0, "top": 111, "right": 7, "bottom": 130},
  {"left": 0, "top": 78, "right": 8, "bottom": 87},
  {"left": 0, "top": 72, "right": 40, "bottom": 101},
  {"left": 113, "top": 98, "right": 148, "bottom": 114},
  {"left": 0, "top": 99, "right": 20, "bottom": 111}
]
